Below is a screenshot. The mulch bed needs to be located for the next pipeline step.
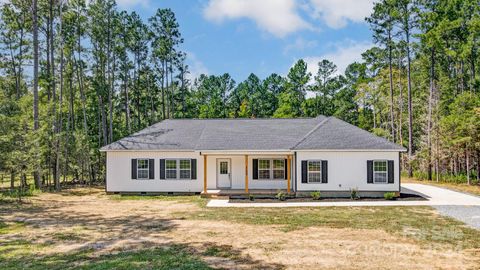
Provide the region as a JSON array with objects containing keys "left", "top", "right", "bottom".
[{"left": 229, "top": 192, "right": 427, "bottom": 203}]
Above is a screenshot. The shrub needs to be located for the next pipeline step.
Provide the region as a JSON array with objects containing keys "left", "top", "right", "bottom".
[
  {"left": 249, "top": 194, "right": 255, "bottom": 201},
  {"left": 276, "top": 191, "right": 286, "bottom": 201},
  {"left": 350, "top": 188, "right": 359, "bottom": 200},
  {"left": 384, "top": 192, "right": 396, "bottom": 200},
  {"left": 310, "top": 191, "right": 321, "bottom": 200}
]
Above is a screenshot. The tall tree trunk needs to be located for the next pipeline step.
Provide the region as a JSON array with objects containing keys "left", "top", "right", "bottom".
[
  {"left": 54, "top": 0, "right": 64, "bottom": 192},
  {"left": 466, "top": 149, "right": 470, "bottom": 185},
  {"left": 10, "top": 171, "right": 15, "bottom": 190},
  {"left": 123, "top": 70, "right": 131, "bottom": 134},
  {"left": 398, "top": 51, "right": 404, "bottom": 146},
  {"left": 33, "top": 0, "right": 41, "bottom": 189},
  {"left": 170, "top": 61, "right": 175, "bottom": 118},
  {"left": 406, "top": 28, "right": 414, "bottom": 178},
  {"left": 476, "top": 150, "right": 480, "bottom": 183},
  {"left": 388, "top": 31, "right": 395, "bottom": 142},
  {"left": 427, "top": 48, "right": 435, "bottom": 181},
  {"left": 50, "top": 0, "right": 56, "bottom": 100},
  {"left": 99, "top": 95, "right": 108, "bottom": 146},
  {"left": 161, "top": 60, "right": 166, "bottom": 119}
]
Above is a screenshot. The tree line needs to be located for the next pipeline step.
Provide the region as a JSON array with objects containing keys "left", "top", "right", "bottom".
[{"left": 0, "top": 0, "right": 479, "bottom": 191}]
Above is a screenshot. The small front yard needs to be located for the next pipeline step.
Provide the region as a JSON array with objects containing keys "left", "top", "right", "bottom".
[{"left": 1, "top": 187, "right": 479, "bottom": 269}]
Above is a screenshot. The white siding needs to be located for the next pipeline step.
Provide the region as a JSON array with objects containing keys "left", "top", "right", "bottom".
[
  {"left": 106, "top": 150, "right": 400, "bottom": 193},
  {"left": 106, "top": 151, "right": 203, "bottom": 192},
  {"left": 295, "top": 151, "right": 400, "bottom": 192}
]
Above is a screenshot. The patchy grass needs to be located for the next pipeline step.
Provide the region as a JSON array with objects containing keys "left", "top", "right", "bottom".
[
  {"left": 1, "top": 187, "right": 479, "bottom": 269},
  {"left": 0, "top": 244, "right": 212, "bottom": 270},
  {"left": 109, "top": 194, "right": 207, "bottom": 207},
  {"left": 404, "top": 178, "right": 480, "bottom": 196},
  {"left": 0, "top": 221, "right": 26, "bottom": 235},
  {"left": 177, "top": 206, "right": 480, "bottom": 249}
]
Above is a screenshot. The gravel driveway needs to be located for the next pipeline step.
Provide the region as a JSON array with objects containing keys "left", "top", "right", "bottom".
[
  {"left": 402, "top": 184, "right": 480, "bottom": 229},
  {"left": 433, "top": 205, "right": 480, "bottom": 229}
]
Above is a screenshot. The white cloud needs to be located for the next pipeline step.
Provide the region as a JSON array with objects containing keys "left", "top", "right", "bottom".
[
  {"left": 283, "top": 37, "right": 318, "bottom": 54},
  {"left": 116, "top": 0, "right": 150, "bottom": 9},
  {"left": 302, "top": 40, "right": 372, "bottom": 77},
  {"left": 185, "top": 51, "right": 209, "bottom": 82},
  {"left": 307, "top": 0, "right": 374, "bottom": 29},
  {"left": 203, "top": 0, "right": 312, "bottom": 38}
]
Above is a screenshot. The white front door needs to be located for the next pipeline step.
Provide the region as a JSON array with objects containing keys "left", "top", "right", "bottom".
[{"left": 217, "top": 158, "right": 231, "bottom": 189}]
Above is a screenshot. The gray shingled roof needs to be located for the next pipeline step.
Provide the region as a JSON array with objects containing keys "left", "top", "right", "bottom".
[
  {"left": 100, "top": 116, "right": 406, "bottom": 151},
  {"left": 293, "top": 117, "right": 405, "bottom": 150}
]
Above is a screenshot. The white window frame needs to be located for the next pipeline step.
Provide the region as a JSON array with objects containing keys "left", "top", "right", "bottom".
[
  {"left": 165, "top": 159, "right": 178, "bottom": 180},
  {"left": 307, "top": 160, "right": 322, "bottom": 183},
  {"left": 272, "top": 159, "right": 285, "bottom": 180},
  {"left": 137, "top": 159, "right": 150, "bottom": 180},
  {"left": 165, "top": 159, "right": 192, "bottom": 180},
  {"left": 373, "top": 160, "right": 388, "bottom": 184},
  {"left": 258, "top": 159, "right": 271, "bottom": 180},
  {"left": 257, "top": 159, "right": 286, "bottom": 180},
  {"left": 179, "top": 159, "right": 192, "bottom": 180}
]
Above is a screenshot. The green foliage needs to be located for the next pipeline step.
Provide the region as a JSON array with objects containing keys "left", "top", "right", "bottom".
[
  {"left": 384, "top": 192, "right": 396, "bottom": 200},
  {"left": 310, "top": 191, "right": 321, "bottom": 200},
  {"left": 275, "top": 191, "right": 286, "bottom": 201},
  {"left": 350, "top": 188, "right": 359, "bottom": 200}
]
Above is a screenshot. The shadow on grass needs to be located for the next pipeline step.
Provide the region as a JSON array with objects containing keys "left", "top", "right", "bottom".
[
  {"left": 0, "top": 241, "right": 285, "bottom": 270},
  {"left": 0, "top": 194, "right": 284, "bottom": 270}
]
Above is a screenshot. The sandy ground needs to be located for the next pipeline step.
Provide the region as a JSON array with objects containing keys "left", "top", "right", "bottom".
[{"left": 1, "top": 187, "right": 478, "bottom": 270}]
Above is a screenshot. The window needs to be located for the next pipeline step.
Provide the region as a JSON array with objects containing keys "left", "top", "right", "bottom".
[
  {"left": 257, "top": 159, "right": 285, "bottom": 180},
  {"left": 373, "top": 160, "right": 387, "bottom": 183},
  {"left": 219, "top": 161, "right": 228, "bottom": 174},
  {"left": 272, "top": 159, "right": 285, "bottom": 179},
  {"left": 165, "top": 159, "right": 192, "bottom": 180},
  {"left": 307, "top": 160, "right": 321, "bottom": 183},
  {"left": 258, "top": 159, "right": 271, "bottom": 179},
  {"left": 166, "top": 160, "right": 177, "bottom": 179},
  {"left": 137, "top": 159, "right": 149, "bottom": 179},
  {"left": 179, "top": 159, "right": 191, "bottom": 179}
]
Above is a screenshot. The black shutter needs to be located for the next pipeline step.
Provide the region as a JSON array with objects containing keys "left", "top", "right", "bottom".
[
  {"left": 388, "top": 160, "right": 394, "bottom": 183},
  {"left": 321, "top": 160, "right": 328, "bottom": 183},
  {"left": 284, "top": 159, "right": 288, "bottom": 179},
  {"left": 191, "top": 159, "right": 197, "bottom": 179},
  {"left": 367, "top": 160, "right": 373, "bottom": 183},
  {"left": 149, "top": 159, "right": 155, "bottom": 179},
  {"left": 131, "top": 159, "right": 137, "bottom": 179},
  {"left": 252, "top": 159, "right": 258, "bottom": 179},
  {"left": 159, "top": 159, "right": 165, "bottom": 179},
  {"left": 301, "top": 160, "right": 307, "bottom": 183}
]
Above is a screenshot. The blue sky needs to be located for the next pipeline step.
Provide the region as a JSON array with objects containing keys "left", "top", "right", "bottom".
[{"left": 117, "top": 0, "right": 375, "bottom": 82}]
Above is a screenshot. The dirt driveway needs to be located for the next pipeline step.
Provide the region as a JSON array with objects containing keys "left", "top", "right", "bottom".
[{"left": 1, "top": 187, "right": 479, "bottom": 269}]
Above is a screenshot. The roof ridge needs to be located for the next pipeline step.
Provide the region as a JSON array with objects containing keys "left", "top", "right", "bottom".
[{"left": 290, "top": 117, "right": 331, "bottom": 150}]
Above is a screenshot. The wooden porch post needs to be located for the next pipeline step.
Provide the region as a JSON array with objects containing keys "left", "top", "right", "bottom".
[
  {"left": 287, "top": 155, "right": 291, "bottom": 193},
  {"left": 203, "top": 155, "right": 207, "bottom": 194},
  {"left": 245, "top": 155, "right": 249, "bottom": 193}
]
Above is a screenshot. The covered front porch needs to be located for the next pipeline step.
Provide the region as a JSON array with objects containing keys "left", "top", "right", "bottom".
[{"left": 200, "top": 152, "right": 294, "bottom": 196}]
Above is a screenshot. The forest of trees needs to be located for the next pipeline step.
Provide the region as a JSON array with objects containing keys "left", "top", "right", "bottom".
[{"left": 0, "top": 0, "right": 479, "bottom": 191}]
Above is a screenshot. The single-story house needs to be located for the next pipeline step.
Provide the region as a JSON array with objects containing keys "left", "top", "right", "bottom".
[{"left": 100, "top": 116, "right": 406, "bottom": 197}]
